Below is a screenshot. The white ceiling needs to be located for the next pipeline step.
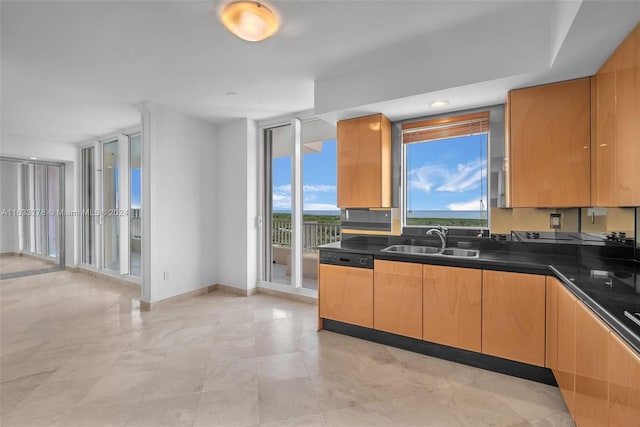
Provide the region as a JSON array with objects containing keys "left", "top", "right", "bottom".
[{"left": 1, "top": 0, "right": 639, "bottom": 145}]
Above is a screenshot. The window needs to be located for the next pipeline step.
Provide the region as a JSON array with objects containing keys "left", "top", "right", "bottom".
[{"left": 403, "top": 112, "right": 489, "bottom": 228}]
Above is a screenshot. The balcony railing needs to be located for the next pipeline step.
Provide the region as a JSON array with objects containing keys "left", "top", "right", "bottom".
[
  {"left": 272, "top": 221, "right": 340, "bottom": 252},
  {"left": 131, "top": 208, "right": 141, "bottom": 238}
]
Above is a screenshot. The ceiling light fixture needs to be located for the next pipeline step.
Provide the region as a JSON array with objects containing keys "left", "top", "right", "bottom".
[
  {"left": 220, "top": 1, "right": 279, "bottom": 42},
  {"left": 430, "top": 100, "right": 449, "bottom": 108}
]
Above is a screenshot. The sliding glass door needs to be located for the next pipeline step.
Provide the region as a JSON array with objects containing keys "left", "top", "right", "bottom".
[
  {"left": 262, "top": 118, "right": 338, "bottom": 293},
  {"left": 80, "top": 133, "right": 141, "bottom": 278},
  {"left": 0, "top": 158, "right": 64, "bottom": 278},
  {"left": 103, "top": 140, "right": 119, "bottom": 272}
]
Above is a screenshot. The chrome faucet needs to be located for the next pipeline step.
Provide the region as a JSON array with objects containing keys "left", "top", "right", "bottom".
[{"left": 426, "top": 225, "right": 448, "bottom": 251}]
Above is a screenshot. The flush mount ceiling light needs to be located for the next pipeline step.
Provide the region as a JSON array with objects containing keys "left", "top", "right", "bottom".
[
  {"left": 430, "top": 100, "right": 449, "bottom": 108},
  {"left": 220, "top": 1, "right": 279, "bottom": 42}
]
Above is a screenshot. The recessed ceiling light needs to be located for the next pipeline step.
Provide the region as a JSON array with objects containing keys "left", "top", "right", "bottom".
[
  {"left": 29, "top": 157, "right": 38, "bottom": 160},
  {"left": 430, "top": 100, "right": 449, "bottom": 108},
  {"left": 220, "top": 1, "right": 279, "bottom": 42},
  {"left": 226, "top": 91, "right": 239, "bottom": 96}
]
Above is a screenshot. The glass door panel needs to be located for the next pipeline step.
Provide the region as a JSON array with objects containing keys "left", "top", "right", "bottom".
[
  {"left": 47, "top": 165, "right": 60, "bottom": 257},
  {"left": 301, "top": 120, "right": 338, "bottom": 291},
  {"left": 129, "top": 134, "right": 141, "bottom": 277},
  {"left": 81, "top": 147, "right": 95, "bottom": 265},
  {"left": 267, "top": 124, "right": 293, "bottom": 286},
  {"left": 103, "top": 140, "right": 119, "bottom": 272}
]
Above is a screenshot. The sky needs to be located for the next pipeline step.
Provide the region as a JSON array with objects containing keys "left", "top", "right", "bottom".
[
  {"left": 272, "top": 139, "right": 338, "bottom": 212},
  {"left": 271, "top": 134, "right": 488, "bottom": 214},
  {"left": 406, "top": 134, "right": 487, "bottom": 212}
]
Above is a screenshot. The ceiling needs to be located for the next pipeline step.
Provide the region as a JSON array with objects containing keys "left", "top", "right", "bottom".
[{"left": 1, "top": 0, "right": 638, "bottom": 145}]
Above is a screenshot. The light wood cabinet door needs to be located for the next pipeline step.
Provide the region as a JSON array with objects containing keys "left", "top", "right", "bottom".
[
  {"left": 509, "top": 78, "right": 591, "bottom": 207},
  {"left": 319, "top": 264, "right": 373, "bottom": 328},
  {"left": 608, "top": 331, "right": 640, "bottom": 426},
  {"left": 575, "top": 303, "right": 609, "bottom": 427},
  {"left": 615, "top": 65, "right": 640, "bottom": 206},
  {"left": 592, "top": 69, "right": 617, "bottom": 207},
  {"left": 555, "top": 283, "right": 577, "bottom": 416},
  {"left": 337, "top": 114, "right": 391, "bottom": 208},
  {"left": 545, "top": 277, "right": 558, "bottom": 370},
  {"left": 373, "top": 260, "right": 422, "bottom": 339},
  {"left": 482, "top": 271, "right": 546, "bottom": 366},
  {"left": 423, "top": 265, "right": 481, "bottom": 352}
]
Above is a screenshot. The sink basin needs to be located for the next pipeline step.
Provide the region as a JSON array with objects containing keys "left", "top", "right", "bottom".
[
  {"left": 381, "top": 245, "right": 479, "bottom": 258},
  {"left": 441, "top": 248, "right": 479, "bottom": 258},
  {"left": 381, "top": 245, "right": 442, "bottom": 255}
]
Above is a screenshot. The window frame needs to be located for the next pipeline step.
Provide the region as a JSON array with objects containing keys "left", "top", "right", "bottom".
[{"left": 401, "top": 114, "right": 491, "bottom": 231}]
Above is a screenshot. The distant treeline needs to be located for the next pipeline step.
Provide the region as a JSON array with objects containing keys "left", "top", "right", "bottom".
[{"left": 272, "top": 213, "right": 340, "bottom": 224}]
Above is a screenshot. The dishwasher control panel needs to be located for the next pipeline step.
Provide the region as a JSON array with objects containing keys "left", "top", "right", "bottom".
[{"left": 319, "top": 251, "right": 374, "bottom": 269}]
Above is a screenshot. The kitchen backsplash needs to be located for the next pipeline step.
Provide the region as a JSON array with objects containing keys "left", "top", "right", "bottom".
[{"left": 491, "top": 207, "right": 635, "bottom": 238}]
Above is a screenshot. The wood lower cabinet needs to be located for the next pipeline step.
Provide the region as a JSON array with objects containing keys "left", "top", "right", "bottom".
[
  {"left": 423, "top": 265, "right": 482, "bottom": 352},
  {"left": 575, "top": 303, "right": 609, "bottom": 427},
  {"left": 318, "top": 264, "right": 373, "bottom": 328},
  {"left": 555, "top": 282, "right": 577, "bottom": 415},
  {"left": 482, "top": 270, "right": 546, "bottom": 366},
  {"left": 373, "top": 260, "right": 422, "bottom": 339},
  {"left": 337, "top": 113, "right": 391, "bottom": 208},
  {"left": 608, "top": 332, "right": 640, "bottom": 426},
  {"left": 508, "top": 77, "right": 591, "bottom": 207},
  {"left": 545, "top": 277, "right": 558, "bottom": 369}
]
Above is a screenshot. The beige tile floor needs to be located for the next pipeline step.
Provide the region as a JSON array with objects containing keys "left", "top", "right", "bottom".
[{"left": 1, "top": 270, "right": 575, "bottom": 427}]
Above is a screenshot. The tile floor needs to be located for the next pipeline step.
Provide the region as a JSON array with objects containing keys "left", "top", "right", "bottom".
[{"left": 1, "top": 270, "right": 574, "bottom": 426}]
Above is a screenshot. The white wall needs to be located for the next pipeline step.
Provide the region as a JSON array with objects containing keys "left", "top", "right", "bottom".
[
  {"left": 0, "top": 162, "right": 20, "bottom": 253},
  {"left": 1, "top": 134, "right": 78, "bottom": 267},
  {"left": 216, "top": 118, "right": 259, "bottom": 291},
  {"left": 140, "top": 105, "right": 218, "bottom": 303}
]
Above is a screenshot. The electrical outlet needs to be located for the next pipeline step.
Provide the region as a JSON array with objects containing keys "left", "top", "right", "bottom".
[
  {"left": 163, "top": 271, "right": 169, "bottom": 280},
  {"left": 550, "top": 213, "right": 562, "bottom": 229}
]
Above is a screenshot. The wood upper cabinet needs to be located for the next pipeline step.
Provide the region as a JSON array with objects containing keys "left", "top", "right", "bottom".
[
  {"left": 482, "top": 270, "right": 546, "bottom": 366},
  {"left": 508, "top": 77, "right": 591, "bottom": 207},
  {"left": 608, "top": 331, "right": 640, "bottom": 426},
  {"left": 575, "top": 303, "right": 609, "bottom": 427},
  {"left": 337, "top": 114, "right": 391, "bottom": 208},
  {"left": 555, "top": 281, "right": 577, "bottom": 416},
  {"left": 593, "top": 23, "right": 640, "bottom": 207},
  {"left": 318, "top": 264, "right": 373, "bottom": 328},
  {"left": 423, "top": 265, "right": 482, "bottom": 352},
  {"left": 373, "top": 260, "right": 422, "bottom": 339}
]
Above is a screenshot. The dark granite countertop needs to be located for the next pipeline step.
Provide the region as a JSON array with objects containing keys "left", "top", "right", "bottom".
[{"left": 319, "top": 239, "right": 640, "bottom": 353}]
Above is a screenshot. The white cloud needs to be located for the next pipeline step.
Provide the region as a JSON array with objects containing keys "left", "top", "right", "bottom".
[
  {"left": 408, "top": 159, "right": 485, "bottom": 194},
  {"left": 436, "top": 159, "right": 485, "bottom": 192},
  {"left": 447, "top": 197, "right": 487, "bottom": 211},
  {"left": 303, "top": 184, "right": 336, "bottom": 193},
  {"left": 304, "top": 203, "right": 338, "bottom": 211},
  {"left": 272, "top": 183, "right": 336, "bottom": 210}
]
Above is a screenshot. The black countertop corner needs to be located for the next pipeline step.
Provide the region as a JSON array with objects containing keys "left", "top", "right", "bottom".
[{"left": 318, "top": 239, "right": 640, "bottom": 354}]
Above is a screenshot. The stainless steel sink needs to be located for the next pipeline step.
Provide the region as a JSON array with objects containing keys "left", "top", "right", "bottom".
[
  {"left": 380, "top": 245, "right": 479, "bottom": 258},
  {"left": 380, "top": 245, "right": 442, "bottom": 255},
  {"left": 440, "top": 248, "right": 479, "bottom": 258}
]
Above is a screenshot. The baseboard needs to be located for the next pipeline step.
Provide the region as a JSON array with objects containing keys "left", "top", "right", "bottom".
[
  {"left": 0, "top": 252, "right": 18, "bottom": 257},
  {"left": 257, "top": 287, "right": 317, "bottom": 305},
  {"left": 65, "top": 266, "right": 80, "bottom": 273},
  {"left": 209, "top": 283, "right": 258, "bottom": 297},
  {"left": 140, "top": 286, "right": 213, "bottom": 311}
]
